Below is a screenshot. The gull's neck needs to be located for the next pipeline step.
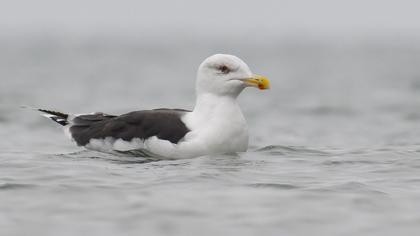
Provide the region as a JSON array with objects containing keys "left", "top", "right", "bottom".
[
  {"left": 180, "top": 91, "right": 249, "bottom": 155},
  {"left": 193, "top": 93, "right": 239, "bottom": 115},
  {"left": 183, "top": 92, "right": 245, "bottom": 130}
]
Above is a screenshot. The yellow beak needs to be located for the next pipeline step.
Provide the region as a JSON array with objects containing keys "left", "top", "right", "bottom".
[{"left": 240, "top": 75, "right": 270, "bottom": 90}]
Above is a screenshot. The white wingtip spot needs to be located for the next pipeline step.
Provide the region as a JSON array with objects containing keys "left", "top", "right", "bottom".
[{"left": 42, "top": 114, "right": 55, "bottom": 119}]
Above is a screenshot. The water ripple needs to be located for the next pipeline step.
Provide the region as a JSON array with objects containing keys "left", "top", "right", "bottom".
[
  {"left": 0, "top": 183, "right": 37, "bottom": 190},
  {"left": 248, "top": 183, "right": 301, "bottom": 190},
  {"left": 255, "top": 145, "right": 331, "bottom": 156}
]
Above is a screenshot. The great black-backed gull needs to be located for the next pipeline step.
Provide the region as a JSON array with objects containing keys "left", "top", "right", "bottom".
[{"left": 34, "top": 54, "right": 270, "bottom": 159}]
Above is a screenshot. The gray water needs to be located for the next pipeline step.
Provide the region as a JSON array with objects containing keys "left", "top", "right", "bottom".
[{"left": 1, "top": 36, "right": 420, "bottom": 236}]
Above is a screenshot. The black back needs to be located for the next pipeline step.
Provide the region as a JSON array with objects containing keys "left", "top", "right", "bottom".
[{"left": 69, "top": 109, "right": 191, "bottom": 146}]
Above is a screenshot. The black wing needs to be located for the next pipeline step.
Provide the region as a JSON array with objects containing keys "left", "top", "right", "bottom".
[{"left": 69, "top": 109, "right": 191, "bottom": 146}]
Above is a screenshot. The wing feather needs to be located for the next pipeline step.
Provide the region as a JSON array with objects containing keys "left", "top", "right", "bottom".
[{"left": 69, "top": 109, "right": 190, "bottom": 146}]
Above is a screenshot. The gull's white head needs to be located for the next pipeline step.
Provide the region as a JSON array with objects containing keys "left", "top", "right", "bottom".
[{"left": 196, "top": 54, "right": 270, "bottom": 97}]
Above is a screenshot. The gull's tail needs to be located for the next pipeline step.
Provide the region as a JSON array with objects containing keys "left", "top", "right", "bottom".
[{"left": 22, "top": 106, "right": 69, "bottom": 126}]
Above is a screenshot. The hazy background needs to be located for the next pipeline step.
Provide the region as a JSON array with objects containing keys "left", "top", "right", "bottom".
[
  {"left": 1, "top": 1, "right": 420, "bottom": 236},
  {"left": 2, "top": 0, "right": 420, "bottom": 38}
]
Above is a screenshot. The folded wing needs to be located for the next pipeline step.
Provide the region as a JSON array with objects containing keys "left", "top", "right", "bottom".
[{"left": 69, "top": 109, "right": 191, "bottom": 146}]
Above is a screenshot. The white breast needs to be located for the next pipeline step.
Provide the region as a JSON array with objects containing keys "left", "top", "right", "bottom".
[{"left": 177, "top": 94, "right": 249, "bottom": 157}]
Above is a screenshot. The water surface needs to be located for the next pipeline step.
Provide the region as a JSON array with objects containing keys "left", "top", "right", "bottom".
[{"left": 1, "top": 37, "right": 420, "bottom": 235}]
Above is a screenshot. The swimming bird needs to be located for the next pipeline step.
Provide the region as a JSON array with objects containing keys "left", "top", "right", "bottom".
[{"left": 35, "top": 54, "right": 270, "bottom": 159}]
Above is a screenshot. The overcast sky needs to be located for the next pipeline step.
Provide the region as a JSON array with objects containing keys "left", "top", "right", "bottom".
[{"left": 1, "top": 0, "right": 420, "bottom": 38}]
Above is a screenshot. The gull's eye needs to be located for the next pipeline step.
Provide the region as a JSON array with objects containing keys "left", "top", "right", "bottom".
[{"left": 218, "top": 65, "right": 230, "bottom": 74}]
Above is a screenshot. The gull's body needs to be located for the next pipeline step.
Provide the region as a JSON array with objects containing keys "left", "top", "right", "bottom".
[{"left": 36, "top": 54, "right": 269, "bottom": 159}]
